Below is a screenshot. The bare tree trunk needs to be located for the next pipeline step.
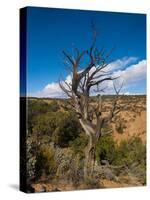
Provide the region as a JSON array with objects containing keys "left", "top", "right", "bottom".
[
  {"left": 84, "top": 135, "right": 98, "bottom": 182},
  {"left": 79, "top": 119, "right": 96, "bottom": 180}
]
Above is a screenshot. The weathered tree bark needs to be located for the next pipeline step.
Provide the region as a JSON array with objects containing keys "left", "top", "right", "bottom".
[{"left": 79, "top": 118, "right": 101, "bottom": 179}]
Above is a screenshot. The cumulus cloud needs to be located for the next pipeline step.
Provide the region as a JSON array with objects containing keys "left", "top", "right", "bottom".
[
  {"left": 112, "top": 59, "right": 146, "bottom": 91},
  {"left": 31, "top": 83, "right": 65, "bottom": 98},
  {"left": 106, "top": 56, "right": 138, "bottom": 72},
  {"left": 30, "top": 57, "right": 146, "bottom": 98}
]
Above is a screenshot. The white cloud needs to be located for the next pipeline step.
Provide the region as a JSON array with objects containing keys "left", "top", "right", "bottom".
[
  {"left": 112, "top": 59, "right": 146, "bottom": 90},
  {"left": 29, "top": 57, "right": 146, "bottom": 98},
  {"left": 120, "top": 60, "right": 146, "bottom": 84},
  {"left": 89, "top": 59, "right": 146, "bottom": 95},
  {"left": 31, "top": 82, "right": 65, "bottom": 98},
  {"left": 107, "top": 56, "right": 138, "bottom": 72}
]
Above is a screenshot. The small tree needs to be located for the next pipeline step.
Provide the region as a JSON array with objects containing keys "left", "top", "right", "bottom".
[{"left": 59, "top": 25, "right": 122, "bottom": 180}]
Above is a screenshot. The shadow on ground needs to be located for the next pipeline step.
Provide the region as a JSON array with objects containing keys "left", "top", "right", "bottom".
[{"left": 9, "top": 184, "right": 19, "bottom": 191}]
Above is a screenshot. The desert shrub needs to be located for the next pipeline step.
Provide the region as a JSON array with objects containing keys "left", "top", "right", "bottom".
[
  {"left": 28, "top": 100, "right": 49, "bottom": 116},
  {"left": 67, "top": 134, "right": 88, "bottom": 182},
  {"left": 32, "top": 113, "right": 56, "bottom": 137},
  {"left": 96, "top": 135, "right": 116, "bottom": 164},
  {"left": 35, "top": 144, "right": 57, "bottom": 179},
  {"left": 132, "top": 162, "right": 146, "bottom": 185},
  {"left": 27, "top": 99, "right": 55, "bottom": 134},
  {"left": 69, "top": 133, "right": 88, "bottom": 155},
  {"left": 113, "top": 137, "right": 146, "bottom": 167},
  {"left": 31, "top": 110, "right": 82, "bottom": 147},
  {"left": 95, "top": 135, "right": 146, "bottom": 170},
  {"left": 52, "top": 111, "right": 82, "bottom": 147},
  {"left": 48, "top": 100, "right": 60, "bottom": 112},
  {"left": 101, "top": 124, "right": 113, "bottom": 135},
  {"left": 115, "top": 119, "right": 127, "bottom": 134},
  {"left": 116, "top": 123, "right": 124, "bottom": 134},
  {"left": 85, "top": 177, "right": 100, "bottom": 189},
  {"left": 26, "top": 136, "right": 36, "bottom": 179}
]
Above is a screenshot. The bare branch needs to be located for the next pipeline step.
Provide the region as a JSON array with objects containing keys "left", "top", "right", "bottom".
[
  {"left": 97, "top": 94, "right": 102, "bottom": 116},
  {"left": 59, "top": 80, "right": 72, "bottom": 98},
  {"left": 103, "top": 81, "right": 124, "bottom": 124},
  {"left": 113, "top": 81, "right": 124, "bottom": 95},
  {"left": 104, "top": 46, "right": 115, "bottom": 60},
  {"left": 62, "top": 50, "right": 75, "bottom": 66},
  {"left": 75, "top": 50, "right": 87, "bottom": 67},
  {"left": 88, "top": 76, "right": 118, "bottom": 89},
  {"left": 93, "top": 85, "right": 108, "bottom": 94},
  {"left": 92, "top": 72, "right": 112, "bottom": 80}
]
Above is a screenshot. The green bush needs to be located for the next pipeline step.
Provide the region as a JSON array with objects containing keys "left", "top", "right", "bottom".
[
  {"left": 30, "top": 108, "right": 82, "bottom": 147},
  {"left": 28, "top": 100, "right": 50, "bottom": 117},
  {"left": 69, "top": 133, "right": 88, "bottom": 155},
  {"left": 113, "top": 137, "right": 146, "bottom": 167},
  {"left": 96, "top": 135, "right": 116, "bottom": 164},
  {"left": 32, "top": 113, "right": 56, "bottom": 137},
  {"left": 27, "top": 99, "right": 59, "bottom": 134},
  {"left": 48, "top": 100, "right": 60, "bottom": 112},
  {"left": 52, "top": 111, "right": 82, "bottom": 147},
  {"left": 28, "top": 100, "right": 48, "bottom": 133},
  {"left": 95, "top": 135, "right": 146, "bottom": 169},
  {"left": 35, "top": 144, "right": 57, "bottom": 179},
  {"left": 28, "top": 99, "right": 82, "bottom": 147}
]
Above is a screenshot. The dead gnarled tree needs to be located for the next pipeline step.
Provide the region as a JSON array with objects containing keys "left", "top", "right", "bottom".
[{"left": 59, "top": 28, "right": 122, "bottom": 180}]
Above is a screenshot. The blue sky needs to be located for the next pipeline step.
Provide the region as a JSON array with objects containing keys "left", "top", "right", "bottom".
[{"left": 24, "top": 7, "right": 146, "bottom": 97}]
